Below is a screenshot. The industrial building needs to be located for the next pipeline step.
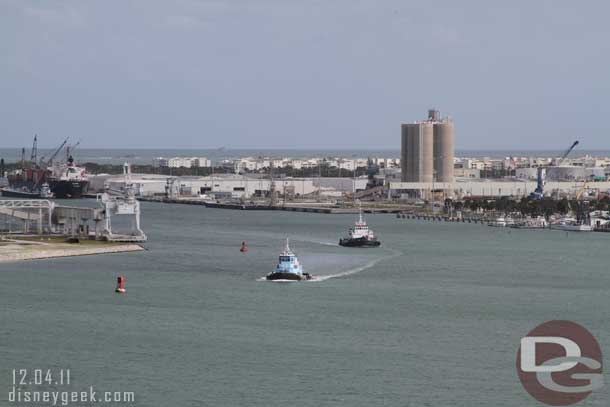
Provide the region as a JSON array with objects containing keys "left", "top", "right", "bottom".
[
  {"left": 401, "top": 121, "right": 433, "bottom": 182},
  {"left": 89, "top": 174, "right": 369, "bottom": 199},
  {"left": 401, "top": 109, "right": 454, "bottom": 186}
]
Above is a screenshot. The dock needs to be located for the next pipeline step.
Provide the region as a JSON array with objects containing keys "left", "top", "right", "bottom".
[{"left": 137, "top": 197, "right": 407, "bottom": 214}]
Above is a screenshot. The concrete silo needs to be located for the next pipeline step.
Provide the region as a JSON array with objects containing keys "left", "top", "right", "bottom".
[
  {"left": 433, "top": 118, "right": 454, "bottom": 182},
  {"left": 401, "top": 122, "right": 434, "bottom": 182}
]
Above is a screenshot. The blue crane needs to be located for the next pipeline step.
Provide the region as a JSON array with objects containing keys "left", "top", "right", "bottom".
[{"left": 530, "top": 140, "right": 579, "bottom": 200}]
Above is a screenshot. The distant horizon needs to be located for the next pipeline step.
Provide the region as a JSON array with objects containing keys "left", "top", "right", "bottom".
[
  {"left": 0, "top": 146, "right": 605, "bottom": 153},
  {"left": 0, "top": 146, "right": 610, "bottom": 155},
  {"left": 2, "top": 146, "right": 610, "bottom": 167}
]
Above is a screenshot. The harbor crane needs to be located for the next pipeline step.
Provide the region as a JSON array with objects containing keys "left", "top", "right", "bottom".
[
  {"left": 31, "top": 138, "right": 69, "bottom": 191},
  {"left": 39, "top": 138, "right": 68, "bottom": 167},
  {"left": 30, "top": 135, "right": 38, "bottom": 164},
  {"left": 530, "top": 140, "right": 579, "bottom": 200},
  {"left": 66, "top": 139, "right": 81, "bottom": 160}
]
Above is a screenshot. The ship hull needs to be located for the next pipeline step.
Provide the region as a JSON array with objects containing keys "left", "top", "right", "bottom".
[
  {"left": 266, "top": 272, "right": 310, "bottom": 281},
  {"left": 48, "top": 180, "right": 88, "bottom": 199},
  {"left": 339, "top": 237, "right": 381, "bottom": 247},
  {"left": 1, "top": 188, "right": 44, "bottom": 199}
]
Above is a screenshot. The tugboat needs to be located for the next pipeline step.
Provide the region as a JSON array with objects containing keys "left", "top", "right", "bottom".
[
  {"left": 339, "top": 207, "right": 380, "bottom": 247},
  {"left": 266, "top": 239, "right": 312, "bottom": 281}
]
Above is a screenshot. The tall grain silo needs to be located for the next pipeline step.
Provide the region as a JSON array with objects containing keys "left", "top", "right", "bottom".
[
  {"left": 401, "top": 122, "right": 434, "bottom": 182},
  {"left": 433, "top": 118, "right": 454, "bottom": 182}
]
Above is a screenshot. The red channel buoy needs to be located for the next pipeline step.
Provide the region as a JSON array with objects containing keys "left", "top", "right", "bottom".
[
  {"left": 240, "top": 241, "right": 248, "bottom": 252},
  {"left": 115, "top": 276, "right": 126, "bottom": 293}
]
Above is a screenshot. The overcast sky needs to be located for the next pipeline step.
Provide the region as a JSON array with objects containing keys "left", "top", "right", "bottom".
[{"left": 1, "top": 1, "right": 609, "bottom": 150}]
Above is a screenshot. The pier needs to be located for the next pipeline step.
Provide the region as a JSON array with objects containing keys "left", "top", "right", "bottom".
[{"left": 137, "top": 196, "right": 407, "bottom": 214}]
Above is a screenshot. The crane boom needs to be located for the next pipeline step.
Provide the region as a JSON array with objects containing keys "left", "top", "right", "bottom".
[
  {"left": 45, "top": 138, "right": 69, "bottom": 166},
  {"left": 531, "top": 140, "right": 579, "bottom": 200},
  {"left": 30, "top": 135, "right": 38, "bottom": 163},
  {"left": 557, "top": 141, "right": 579, "bottom": 166},
  {"left": 66, "top": 139, "right": 81, "bottom": 160}
]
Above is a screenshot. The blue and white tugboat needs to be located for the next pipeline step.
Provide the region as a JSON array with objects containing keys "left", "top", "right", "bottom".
[
  {"left": 266, "top": 239, "right": 312, "bottom": 281},
  {"left": 339, "top": 207, "right": 381, "bottom": 247}
]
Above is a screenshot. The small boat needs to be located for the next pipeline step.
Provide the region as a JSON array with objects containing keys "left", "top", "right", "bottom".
[
  {"left": 266, "top": 239, "right": 311, "bottom": 281},
  {"left": 549, "top": 216, "right": 592, "bottom": 232},
  {"left": 510, "top": 216, "right": 548, "bottom": 229},
  {"left": 339, "top": 207, "right": 380, "bottom": 247},
  {"left": 487, "top": 216, "right": 515, "bottom": 228},
  {"left": 240, "top": 241, "right": 248, "bottom": 252}
]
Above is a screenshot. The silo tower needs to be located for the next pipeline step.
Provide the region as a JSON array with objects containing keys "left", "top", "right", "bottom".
[{"left": 433, "top": 117, "right": 454, "bottom": 183}]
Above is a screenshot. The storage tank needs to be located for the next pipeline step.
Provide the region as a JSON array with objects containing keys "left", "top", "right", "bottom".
[
  {"left": 433, "top": 119, "right": 454, "bottom": 182},
  {"left": 401, "top": 122, "right": 433, "bottom": 182}
]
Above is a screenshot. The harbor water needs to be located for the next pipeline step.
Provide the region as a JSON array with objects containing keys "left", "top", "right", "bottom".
[{"left": 1, "top": 202, "right": 609, "bottom": 406}]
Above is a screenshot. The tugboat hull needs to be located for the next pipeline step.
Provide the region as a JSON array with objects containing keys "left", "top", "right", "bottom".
[
  {"left": 339, "top": 237, "right": 381, "bottom": 247},
  {"left": 266, "top": 272, "right": 311, "bottom": 281}
]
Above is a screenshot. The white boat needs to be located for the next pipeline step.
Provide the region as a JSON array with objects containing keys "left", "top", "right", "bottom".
[
  {"left": 590, "top": 211, "right": 610, "bottom": 229},
  {"left": 511, "top": 216, "right": 548, "bottom": 229},
  {"left": 549, "top": 216, "right": 592, "bottom": 232},
  {"left": 488, "top": 216, "right": 507, "bottom": 227}
]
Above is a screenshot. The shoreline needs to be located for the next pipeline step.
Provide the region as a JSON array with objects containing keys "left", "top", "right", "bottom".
[
  {"left": 137, "top": 197, "right": 407, "bottom": 214},
  {"left": 0, "top": 243, "right": 144, "bottom": 263}
]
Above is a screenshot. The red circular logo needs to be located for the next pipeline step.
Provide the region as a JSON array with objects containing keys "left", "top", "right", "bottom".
[{"left": 516, "top": 320, "right": 603, "bottom": 405}]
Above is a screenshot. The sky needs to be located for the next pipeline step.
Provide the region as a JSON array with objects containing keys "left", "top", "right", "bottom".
[{"left": 1, "top": 0, "right": 609, "bottom": 150}]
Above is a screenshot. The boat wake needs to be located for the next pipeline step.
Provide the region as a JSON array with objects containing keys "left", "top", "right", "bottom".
[
  {"left": 310, "top": 247, "right": 401, "bottom": 282},
  {"left": 256, "top": 277, "right": 296, "bottom": 283},
  {"left": 303, "top": 239, "right": 338, "bottom": 247}
]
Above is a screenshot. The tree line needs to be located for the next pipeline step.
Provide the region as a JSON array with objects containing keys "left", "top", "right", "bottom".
[{"left": 450, "top": 196, "right": 610, "bottom": 218}]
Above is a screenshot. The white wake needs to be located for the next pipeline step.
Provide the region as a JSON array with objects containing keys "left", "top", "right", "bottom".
[{"left": 310, "top": 247, "right": 401, "bottom": 281}]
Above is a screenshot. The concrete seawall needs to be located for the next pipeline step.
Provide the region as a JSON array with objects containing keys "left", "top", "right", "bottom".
[{"left": 0, "top": 243, "right": 144, "bottom": 263}]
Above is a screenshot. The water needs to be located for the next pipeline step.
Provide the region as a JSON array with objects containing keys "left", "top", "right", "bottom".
[
  {"left": 2, "top": 147, "right": 610, "bottom": 165},
  {"left": 1, "top": 203, "right": 609, "bottom": 406}
]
